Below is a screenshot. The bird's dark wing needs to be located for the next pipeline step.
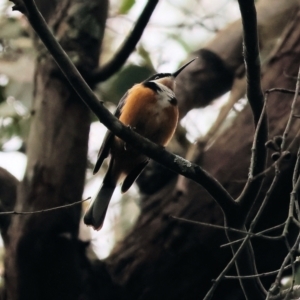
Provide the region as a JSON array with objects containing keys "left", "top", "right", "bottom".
[
  {"left": 114, "top": 90, "right": 128, "bottom": 118},
  {"left": 93, "top": 131, "right": 114, "bottom": 174},
  {"left": 121, "top": 159, "right": 149, "bottom": 193},
  {"left": 93, "top": 91, "right": 129, "bottom": 174}
]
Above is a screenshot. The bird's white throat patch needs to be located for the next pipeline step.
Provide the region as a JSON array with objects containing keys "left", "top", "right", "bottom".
[{"left": 153, "top": 82, "right": 175, "bottom": 108}]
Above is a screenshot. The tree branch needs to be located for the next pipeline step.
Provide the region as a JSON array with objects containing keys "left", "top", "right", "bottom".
[
  {"left": 213, "top": 1, "right": 268, "bottom": 298},
  {"left": 89, "top": 0, "right": 159, "bottom": 84},
  {"left": 225, "top": 257, "right": 299, "bottom": 279},
  {"left": 0, "top": 198, "right": 90, "bottom": 215},
  {"left": 172, "top": 216, "right": 282, "bottom": 241},
  {"left": 10, "top": 0, "right": 237, "bottom": 215},
  {"left": 236, "top": 0, "right": 268, "bottom": 213},
  {"left": 280, "top": 66, "right": 300, "bottom": 150}
]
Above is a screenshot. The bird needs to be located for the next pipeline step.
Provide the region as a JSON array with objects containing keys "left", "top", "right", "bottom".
[{"left": 84, "top": 58, "right": 196, "bottom": 230}]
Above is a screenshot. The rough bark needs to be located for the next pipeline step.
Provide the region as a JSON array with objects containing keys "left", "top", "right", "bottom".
[
  {"left": 106, "top": 6, "right": 300, "bottom": 300},
  {"left": 0, "top": 168, "right": 18, "bottom": 245},
  {"left": 3, "top": 1, "right": 108, "bottom": 299}
]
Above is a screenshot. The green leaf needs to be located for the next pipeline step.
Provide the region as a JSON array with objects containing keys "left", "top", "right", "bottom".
[{"left": 119, "top": 0, "right": 135, "bottom": 14}]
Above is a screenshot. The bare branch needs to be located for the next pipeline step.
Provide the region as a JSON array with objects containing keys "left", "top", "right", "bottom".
[
  {"left": 203, "top": 160, "right": 283, "bottom": 298},
  {"left": 270, "top": 285, "right": 300, "bottom": 300},
  {"left": 172, "top": 216, "right": 282, "bottom": 242},
  {"left": 281, "top": 66, "right": 300, "bottom": 150},
  {"left": 293, "top": 145, "right": 300, "bottom": 220},
  {"left": 203, "top": 235, "right": 251, "bottom": 300},
  {"left": 236, "top": 0, "right": 268, "bottom": 213},
  {"left": 90, "top": 0, "right": 159, "bottom": 84},
  {"left": 220, "top": 223, "right": 284, "bottom": 248},
  {"left": 225, "top": 257, "right": 299, "bottom": 279},
  {"left": 266, "top": 232, "right": 300, "bottom": 299},
  {"left": 0, "top": 198, "right": 90, "bottom": 215}
]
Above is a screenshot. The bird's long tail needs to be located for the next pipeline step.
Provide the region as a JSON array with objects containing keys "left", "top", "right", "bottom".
[
  {"left": 84, "top": 160, "right": 116, "bottom": 230},
  {"left": 84, "top": 183, "right": 115, "bottom": 230}
]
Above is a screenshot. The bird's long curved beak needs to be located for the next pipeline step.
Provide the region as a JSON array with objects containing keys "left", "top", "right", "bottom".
[{"left": 172, "top": 58, "right": 197, "bottom": 78}]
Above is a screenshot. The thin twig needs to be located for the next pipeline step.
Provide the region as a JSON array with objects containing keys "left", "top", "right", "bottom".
[
  {"left": 271, "top": 285, "right": 300, "bottom": 300},
  {"left": 0, "top": 198, "right": 90, "bottom": 215},
  {"left": 249, "top": 163, "right": 280, "bottom": 233},
  {"left": 266, "top": 232, "right": 300, "bottom": 299},
  {"left": 220, "top": 223, "right": 284, "bottom": 248},
  {"left": 293, "top": 146, "right": 300, "bottom": 187},
  {"left": 236, "top": 0, "right": 267, "bottom": 194},
  {"left": 293, "top": 146, "right": 300, "bottom": 220},
  {"left": 282, "top": 147, "right": 300, "bottom": 237},
  {"left": 283, "top": 238, "right": 295, "bottom": 300},
  {"left": 281, "top": 66, "right": 300, "bottom": 150},
  {"left": 205, "top": 1, "right": 267, "bottom": 298},
  {"left": 225, "top": 257, "right": 300, "bottom": 279},
  {"left": 172, "top": 216, "right": 282, "bottom": 242},
  {"left": 216, "top": 156, "right": 281, "bottom": 298},
  {"left": 203, "top": 236, "right": 251, "bottom": 300},
  {"left": 237, "top": 90, "right": 267, "bottom": 210},
  {"left": 90, "top": 0, "right": 159, "bottom": 83}
]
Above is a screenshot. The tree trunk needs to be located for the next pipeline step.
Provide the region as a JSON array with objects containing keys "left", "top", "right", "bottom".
[{"left": 3, "top": 1, "right": 108, "bottom": 299}]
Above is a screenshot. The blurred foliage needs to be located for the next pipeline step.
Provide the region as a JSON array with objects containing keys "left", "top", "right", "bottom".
[
  {"left": 119, "top": 0, "right": 135, "bottom": 14},
  {"left": 0, "top": 97, "right": 29, "bottom": 150},
  {"left": 0, "top": 4, "right": 34, "bottom": 151},
  {"left": 95, "top": 63, "right": 153, "bottom": 114},
  {"left": 0, "top": 16, "right": 26, "bottom": 40},
  {"left": 168, "top": 33, "right": 194, "bottom": 53}
]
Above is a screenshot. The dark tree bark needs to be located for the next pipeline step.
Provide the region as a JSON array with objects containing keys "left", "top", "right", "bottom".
[
  {"left": 3, "top": 1, "right": 108, "bottom": 299},
  {"left": 0, "top": 168, "right": 18, "bottom": 245},
  {"left": 105, "top": 6, "right": 300, "bottom": 300}
]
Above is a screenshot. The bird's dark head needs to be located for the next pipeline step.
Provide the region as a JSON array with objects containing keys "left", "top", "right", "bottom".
[{"left": 143, "top": 58, "right": 196, "bottom": 92}]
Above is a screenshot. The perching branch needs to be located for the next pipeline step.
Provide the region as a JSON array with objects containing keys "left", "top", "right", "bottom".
[
  {"left": 89, "top": 0, "right": 159, "bottom": 84},
  {"left": 10, "top": 0, "right": 236, "bottom": 216}
]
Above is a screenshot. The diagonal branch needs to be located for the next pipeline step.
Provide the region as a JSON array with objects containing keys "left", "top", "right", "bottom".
[
  {"left": 89, "top": 0, "right": 159, "bottom": 84},
  {"left": 10, "top": 0, "right": 237, "bottom": 216}
]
